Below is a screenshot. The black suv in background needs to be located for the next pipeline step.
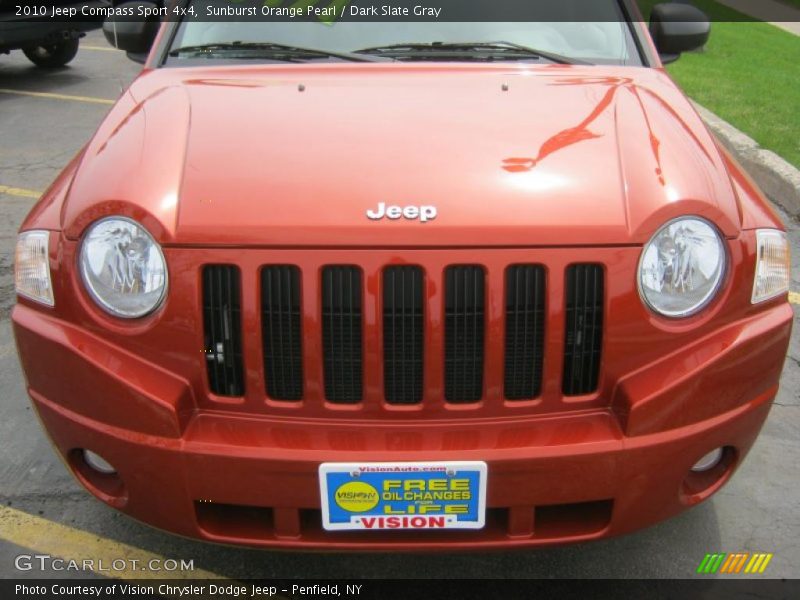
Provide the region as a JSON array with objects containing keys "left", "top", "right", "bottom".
[{"left": 0, "top": 1, "right": 110, "bottom": 67}]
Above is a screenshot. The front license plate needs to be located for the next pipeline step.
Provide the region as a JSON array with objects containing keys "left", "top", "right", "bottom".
[{"left": 319, "top": 461, "right": 487, "bottom": 531}]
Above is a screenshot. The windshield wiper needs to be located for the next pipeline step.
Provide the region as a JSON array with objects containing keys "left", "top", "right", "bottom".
[
  {"left": 354, "top": 41, "right": 589, "bottom": 65},
  {"left": 169, "top": 42, "right": 382, "bottom": 62}
]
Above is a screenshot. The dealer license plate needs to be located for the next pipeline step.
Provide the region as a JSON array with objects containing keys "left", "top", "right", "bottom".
[{"left": 319, "top": 461, "right": 487, "bottom": 531}]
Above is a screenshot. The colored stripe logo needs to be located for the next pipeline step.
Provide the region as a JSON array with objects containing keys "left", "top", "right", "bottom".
[{"left": 697, "top": 553, "right": 773, "bottom": 574}]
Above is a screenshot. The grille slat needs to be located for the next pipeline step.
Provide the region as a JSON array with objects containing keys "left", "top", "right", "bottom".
[
  {"left": 504, "top": 265, "right": 546, "bottom": 400},
  {"left": 261, "top": 266, "right": 303, "bottom": 401},
  {"left": 203, "top": 265, "right": 244, "bottom": 397},
  {"left": 588, "top": 266, "right": 601, "bottom": 392},
  {"left": 563, "top": 264, "right": 604, "bottom": 396},
  {"left": 383, "top": 266, "right": 424, "bottom": 405},
  {"left": 444, "top": 266, "right": 485, "bottom": 403},
  {"left": 322, "top": 266, "right": 363, "bottom": 403}
]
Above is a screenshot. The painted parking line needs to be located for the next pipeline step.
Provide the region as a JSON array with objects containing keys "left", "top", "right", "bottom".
[
  {"left": 0, "top": 88, "right": 114, "bottom": 105},
  {"left": 0, "top": 505, "right": 226, "bottom": 580},
  {"left": 82, "top": 45, "right": 120, "bottom": 52},
  {"left": 0, "top": 184, "right": 41, "bottom": 199},
  {"left": 790, "top": 292, "right": 800, "bottom": 306}
]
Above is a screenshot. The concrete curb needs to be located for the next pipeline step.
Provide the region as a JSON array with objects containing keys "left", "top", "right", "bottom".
[{"left": 693, "top": 102, "right": 800, "bottom": 217}]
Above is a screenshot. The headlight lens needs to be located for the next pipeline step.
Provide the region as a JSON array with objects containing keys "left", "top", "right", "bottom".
[
  {"left": 638, "top": 217, "right": 726, "bottom": 318},
  {"left": 79, "top": 217, "right": 167, "bottom": 318},
  {"left": 15, "top": 230, "right": 54, "bottom": 307},
  {"left": 752, "top": 229, "right": 790, "bottom": 304}
]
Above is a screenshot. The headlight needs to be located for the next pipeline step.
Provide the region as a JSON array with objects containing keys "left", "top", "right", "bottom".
[
  {"left": 15, "top": 230, "right": 54, "bottom": 307},
  {"left": 79, "top": 217, "right": 168, "bottom": 318},
  {"left": 752, "top": 229, "right": 790, "bottom": 304},
  {"left": 638, "top": 217, "right": 726, "bottom": 318}
]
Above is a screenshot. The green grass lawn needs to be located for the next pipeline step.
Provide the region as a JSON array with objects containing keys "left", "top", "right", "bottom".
[{"left": 636, "top": 1, "right": 800, "bottom": 169}]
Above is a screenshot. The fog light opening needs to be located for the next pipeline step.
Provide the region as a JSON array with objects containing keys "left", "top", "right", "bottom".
[
  {"left": 83, "top": 449, "right": 116, "bottom": 474},
  {"left": 69, "top": 448, "right": 128, "bottom": 508},
  {"left": 691, "top": 447, "right": 724, "bottom": 473},
  {"left": 681, "top": 446, "right": 737, "bottom": 505}
]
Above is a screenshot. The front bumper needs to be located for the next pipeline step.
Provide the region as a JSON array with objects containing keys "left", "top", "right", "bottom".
[{"left": 13, "top": 301, "right": 793, "bottom": 550}]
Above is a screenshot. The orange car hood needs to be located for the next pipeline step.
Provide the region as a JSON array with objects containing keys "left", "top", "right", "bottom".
[{"left": 63, "top": 63, "right": 741, "bottom": 246}]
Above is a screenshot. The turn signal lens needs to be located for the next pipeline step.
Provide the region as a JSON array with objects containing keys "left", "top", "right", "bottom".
[
  {"left": 752, "top": 230, "right": 790, "bottom": 304},
  {"left": 15, "top": 230, "right": 54, "bottom": 307}
]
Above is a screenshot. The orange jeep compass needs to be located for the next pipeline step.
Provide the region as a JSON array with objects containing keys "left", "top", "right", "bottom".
[{"left": 13, "top": 0, "right": 793, "bottom": 549}]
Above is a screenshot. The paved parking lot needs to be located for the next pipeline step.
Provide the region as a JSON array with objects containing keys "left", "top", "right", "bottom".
[{"left": 1, "top": 30, "right": 799, "bottom": 580}]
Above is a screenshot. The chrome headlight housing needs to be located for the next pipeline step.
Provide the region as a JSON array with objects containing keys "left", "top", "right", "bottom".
[
  {"left": 638, "top": 217, "right": 726, "bottom": 318},
  {"left": 79, "top": 217, "right": 168, "bottom": 318}
]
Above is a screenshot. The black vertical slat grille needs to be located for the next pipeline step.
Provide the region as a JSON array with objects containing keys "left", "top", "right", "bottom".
[
  {"left": 383, "top": 266, "right": 424, "bottom": 405},
  {"left": 202, "top": 265, "right": 244, "bottom": 397},
  {"left": 563, "top": 264, "right": 604, "bottom": 396},
  {"left": 504, "top": 265, "right": 546, "bottom": 400},
  {"left": 322, "top": 266, "right": 363, "bottom": 403},
  {"left": 444, "top": 266, "right": 485, "bottom": 403},
  {"left": 261, "top": 266, "right": 303, "bottom": 401}
]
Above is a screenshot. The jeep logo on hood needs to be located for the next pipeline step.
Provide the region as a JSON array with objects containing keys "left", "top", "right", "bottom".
[{"left": 366, "top": 203, "right": 437, "bottom": 223}]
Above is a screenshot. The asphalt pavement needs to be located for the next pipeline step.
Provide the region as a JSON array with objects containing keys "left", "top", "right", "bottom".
[{"left": 0, "top": 30, "right": 799, "bottom": 580}]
